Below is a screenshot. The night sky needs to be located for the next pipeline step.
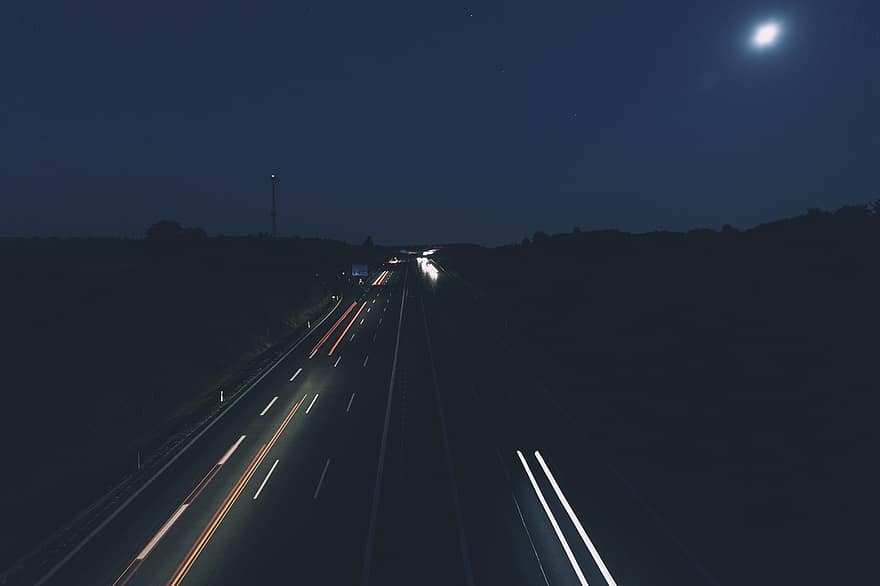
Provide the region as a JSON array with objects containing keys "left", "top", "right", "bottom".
[{"left": 2, "top": 1, "right": 877, "bottom": 244}]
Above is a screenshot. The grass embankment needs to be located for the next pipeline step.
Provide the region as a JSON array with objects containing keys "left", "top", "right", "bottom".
[
  {"left": 439, "top": 205, "right": 878, "bottom": 583},
  {"left": 0, "top": 236, "right": 377, "bottom": 568}
]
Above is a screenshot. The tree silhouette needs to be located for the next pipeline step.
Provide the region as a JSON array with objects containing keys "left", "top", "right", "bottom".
[
  {"left": 145, "top": 220, "right": 206, "bottom": 241},
  {"left": 146, "top": 220, "right": 184, "bottom": 240}
]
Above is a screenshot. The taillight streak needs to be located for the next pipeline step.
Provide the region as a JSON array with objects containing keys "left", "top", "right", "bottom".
[
  {"left": 327, "top": 301, "right": 368, "bottom": 356},
  {"left": 309, "top": 302, "right": 356, "bottom": 358},
  {"left": 111, "top": 435, "right": 246, "bottom": 586},
  {"left": 167, "top": 397, "right": 305, "bottom": 585}
]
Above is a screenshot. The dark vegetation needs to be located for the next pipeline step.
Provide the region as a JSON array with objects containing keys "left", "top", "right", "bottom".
[
  {"left": 440, "top": 203, "right": 878, "bottom": 582},
  {"left": 0, "top": 233, "right": 380, "bottom": 568}
]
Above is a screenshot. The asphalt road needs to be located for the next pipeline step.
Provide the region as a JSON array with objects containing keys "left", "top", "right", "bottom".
[{"left": 37, "top": 258, "right": 713, "bottom": 586}]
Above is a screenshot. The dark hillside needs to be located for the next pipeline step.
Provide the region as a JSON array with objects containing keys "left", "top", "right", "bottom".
[
  {"left": 439, "top": 204, "right": 878, "bottom": 583},
  {"left": 0, "top": 236, "right": 381, "bottom": 568}
]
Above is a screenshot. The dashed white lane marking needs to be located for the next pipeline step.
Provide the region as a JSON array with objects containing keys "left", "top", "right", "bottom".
[
  {"left": 360, "top": 318, "right": 365, "bottom": 325},
  {"left": 306, "top": 394, "right": 319, "bottom": 414},
  {"left": 367, "top": 307, "right": 371, "bottom": 313},
  {"left": 259, "top": 396, "right": 279, "bottom": 416},
  {"left": 290, "top": 367, "right": 303, "bottom": 381},
  {"left": 363, "top": 355, "right": 369, "bottom": 367},
  {"left": 350, "top": 332, "right": 356, "bottom": 342},
  {"left": 253, "top": 459, "right": 280, "bottom": 500},
  {"left": 333, "top": 356, "right": 342, "bottom": 368},
  {"left": 347, "top": 393, "right": 356, "bottom": 412},
  {"left": 378, "top": 317, "right": 383, "bottom": 326},
  {"left": 313, "top": 458, "right": 331, "bottom": 499}
]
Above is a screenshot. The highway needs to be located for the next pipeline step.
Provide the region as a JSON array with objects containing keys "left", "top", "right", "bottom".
[{"left": 36, "top": 258, "right": 711, "bottom": 585}]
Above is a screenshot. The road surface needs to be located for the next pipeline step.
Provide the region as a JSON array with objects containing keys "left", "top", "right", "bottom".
[{"left": 34, "top": 259, "right": 710, "bottom": 586}]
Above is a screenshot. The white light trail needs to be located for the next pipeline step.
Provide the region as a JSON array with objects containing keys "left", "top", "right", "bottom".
[
  {"left": 137, "top": 504, "right": 188, "bottom": 559},
  {"left": 535, "top": 450, "right": 617, "bottom": 586},
  {"left": 517, "top": 451, "right": 588, "bottom": 585},
  {"left": 218, "top": 435, "right": 247, "bottom": 466}
]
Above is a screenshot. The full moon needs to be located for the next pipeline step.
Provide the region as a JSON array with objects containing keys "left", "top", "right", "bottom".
[{"left": 752, "top": 22, "right": 781, "bottom": 48}]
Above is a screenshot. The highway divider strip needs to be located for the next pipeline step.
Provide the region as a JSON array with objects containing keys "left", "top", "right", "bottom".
[{"left": 360, "top": 266, "right": 408, "bottom": 586}]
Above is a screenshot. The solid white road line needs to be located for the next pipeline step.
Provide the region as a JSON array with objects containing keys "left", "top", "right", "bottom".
[
  {"left": 306, "top": 394, "right": 319, "bottom": 414},
  {"left": 333, "top": 356, "right": 342, "bottom": 368},
  {"left": 517, "top": 451, "right": 588, "bottom": 586},
  {"left": 511, "top": 491, "right": 551, "bottom": 586},
  {"left": 347, "top": 393, "right": 356, "bottom": 412},
  {"left": 259, "top": 396, "right": 279, "bottom": 417},
  {"left": 535, "top": 451, "right": 618, "bottom": 586},
  {"left": 313, "top": 458, "right": 331, "bottom": 499},
  {"left": 253, "top": 459, "right": 280, "bottom": 500},
  {"left": 137, "top": 504, "right": 189, "bottom": 560},
  {"left": 218, "top": 435, "right": 247, "bottom": 466},
  {"left": 363, "top": 355, "right": 369, "bottom": 367},
  {"left": 290, "top": 367, "right": 303, "bottom": 381}
]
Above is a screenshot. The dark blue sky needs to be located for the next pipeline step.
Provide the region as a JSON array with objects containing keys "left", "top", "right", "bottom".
[{"left": 2, "top": 1, "right": 877, "bottom": 244}]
